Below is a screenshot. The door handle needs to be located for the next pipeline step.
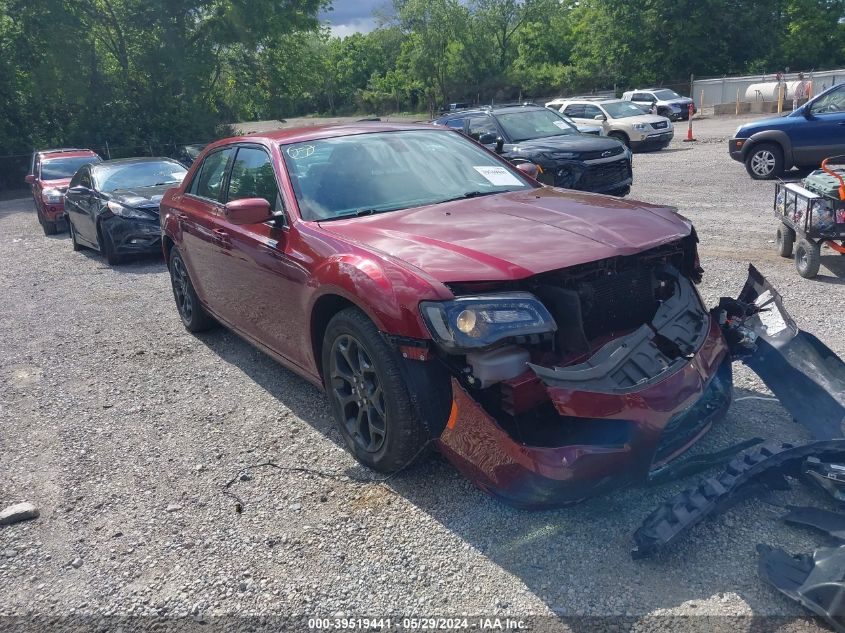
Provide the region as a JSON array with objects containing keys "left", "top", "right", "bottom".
[{"left": 213, "top": 228, "right": 231, "bottom": 247}]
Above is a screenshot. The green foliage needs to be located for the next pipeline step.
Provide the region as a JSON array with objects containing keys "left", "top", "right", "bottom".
[{"left": 1, "top": 0, "right": 843, "bottom": 182}]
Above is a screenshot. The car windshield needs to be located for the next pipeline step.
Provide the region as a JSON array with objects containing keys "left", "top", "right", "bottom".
[
  {"left": 653, "top": 89, "right": 682, "bottom": 100},
  {"left": 496, "top": 109, "right": 578, "bottom": 142},
  {"left": 40, "top": 156, "right": 99, "bottom": 180},
  {"left": 95, "top": 160, "right": 187, "bottom": 193},
  {"left": 602, "top": 101, "right": 649, "bottom": 119},
  {"left": 282, "top": 130, "right": 532, "bottom": 221}
]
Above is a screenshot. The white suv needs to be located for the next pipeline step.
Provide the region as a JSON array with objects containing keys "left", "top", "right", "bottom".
[{"left": 546, "top": 98, "right": 674, "bottom": 151}]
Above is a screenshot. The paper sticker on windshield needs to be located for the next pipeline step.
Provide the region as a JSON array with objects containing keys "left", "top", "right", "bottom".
[
  {"left": 286, "top": 145, "right": 315, "bottom": 160},
  {"left": 552, "top": 120, "right": 569, "bottom": 129},
  {"left": 473, "top": 166, "right": 522, "bottom": 186}
]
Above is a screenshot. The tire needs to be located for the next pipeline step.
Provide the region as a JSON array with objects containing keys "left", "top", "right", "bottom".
[
  {"left": 745, "top": 142, "right": 784, "bottom": 180},
  {"left": 97, "top": 223, "right": 122, "bottom": 265},
  {"left": 794, "top": 238, "right": 821, "bottom": 278},
  {"left": 168, "top": 247, "right": 216, "bottom": 332},
  {"left": 322, "top": 307, "right": 430, "bottom": 473},
  {"left": 776, "top": 224, "right": 795, "bottom": 258},
  {"left": 68, "top": 219, "right": 82, "bottom": 251},
  {"left": 609, "top": 131, "right": 630, "bottom": 148},
  {"left": 41, "top": 213, "right": 57, "bottom": 236}
]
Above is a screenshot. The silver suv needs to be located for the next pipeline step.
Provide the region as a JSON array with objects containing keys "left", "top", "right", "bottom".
[
  {"left": 622, "top": 89, "right": 696, "bottom": 121},
  {"left": 547, "top": 98, "right": 674, "bottom": 151}
]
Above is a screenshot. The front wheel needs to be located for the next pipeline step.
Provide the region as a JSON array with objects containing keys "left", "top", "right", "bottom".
[
  {"left": 98, "top": 224, "right": 122, "bottom": 265},
  {"left": 323, "top": 307, "right": 430, "bottom": 473},
  {"left": 40, "top": 210, "right": 57, "bottom": 236},
  {"left": 168, "top": 247, "right": 216, "bottom": 332},
  {"left": 776, "top": 224, "right": 795, "bottom": 257},
  {"left": 795, "top": 238, "right": 821, "bottom": 278},
  {"left": 608, "top": 131, "right": 630, "bottom": 148},
  {"left": 68, "top": 219, "right": 82, "bottom": 251},
  {"left": 745, "top": 143, "right": 784, "bottom": 180}
]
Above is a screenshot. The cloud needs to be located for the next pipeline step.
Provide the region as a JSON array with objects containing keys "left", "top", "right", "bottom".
[{"left": 320, "top": 0, "right": 392, "bottom": 36}]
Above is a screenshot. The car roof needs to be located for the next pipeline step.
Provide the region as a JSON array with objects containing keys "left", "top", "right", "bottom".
[
  {"left": 434, "top": 104, "right": 548, "bottom": 119},
  {"left": 559, "top": 98, "right": 623, "bottom": 104},
  {"left": 94, "top": 156, "right": 183, "bottom": 167},
  {"left": 204, "top": 122, "right": 451, "bottom": 152},
  {"left": 40, "top": 149, "right": 99, "bottom": 161}
]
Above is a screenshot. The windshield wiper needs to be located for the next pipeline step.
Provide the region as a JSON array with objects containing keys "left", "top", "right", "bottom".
[
  {"left": 322, "top": 206, "right": 405, "bottom": 222},
  {"left": 438, "top": 190, "right": 503, "bottom": 204}
]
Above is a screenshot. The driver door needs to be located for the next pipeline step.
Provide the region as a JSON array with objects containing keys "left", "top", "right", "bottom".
[
  {"left": 67, "top": 167, "right": 98, "bottom": 245},
  {"left": 793, "top": 85, "right": 845, "bottom": 167}
]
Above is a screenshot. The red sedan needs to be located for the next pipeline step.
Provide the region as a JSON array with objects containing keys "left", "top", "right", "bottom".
[
  {"left": 26, "top": 148, "right": 101, "bottom": 235},
  {"left": 159, "top": 123, "right": 739, "bottom": 508}
]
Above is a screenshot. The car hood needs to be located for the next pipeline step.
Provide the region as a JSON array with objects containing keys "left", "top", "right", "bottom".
[
  {"left": 615, "top": 114, "right": 672, "bottom": 126},
  {"left": 106, "top": 183, "right": 174, "bottom": 209},
  {"left": 737, "top": 112, "right": 803, "bottom": 136},
  {"left": 319, "top": 188, "right": 692, "bottom": 284},
  {"left": 509, "top": 134, "right": 622, "bottom": 154},
  {"left": 41, "top": 178, "right": 71, "bottom": 191}
]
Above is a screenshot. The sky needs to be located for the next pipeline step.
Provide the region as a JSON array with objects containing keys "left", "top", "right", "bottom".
[{"left": 320, "top": 0, "right": 390, "bottom": 37}]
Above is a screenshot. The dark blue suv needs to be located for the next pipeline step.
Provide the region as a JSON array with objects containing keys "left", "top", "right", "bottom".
[{"left": 729, "top": 82, "right": 845, "bottom": 179}]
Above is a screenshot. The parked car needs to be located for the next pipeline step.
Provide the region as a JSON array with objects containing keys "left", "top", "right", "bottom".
[
  {"left": 174, "top": 143, "right": 207, "bottom": 167},
  {"left": 432, "top": 104, "right": 632, "bottom": 196},
  {"left": 730, "top": 82, "right": 845, "bottom": 180},
  {"left": 161, "top": 122, "right": 743, "bottom": 508},
  {"left": 65, "top": 157, "right": 187, "bottom": 264},
  {"left": 622, "top": 89, "right": 696, "bottom": 121},
  {"left": 557, "top": 112, "right": 604, "bottom": 136},
  {"left": 547, "top": 98, "right": 674, "bottom": 151},
  {"left": 25, "top": 148, "right": 101, "bottom": 235}
]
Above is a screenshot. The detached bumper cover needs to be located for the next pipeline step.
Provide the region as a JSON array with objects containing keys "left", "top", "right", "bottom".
[{"left": 437, "top": 317, "right": 731, "bottom": 509}]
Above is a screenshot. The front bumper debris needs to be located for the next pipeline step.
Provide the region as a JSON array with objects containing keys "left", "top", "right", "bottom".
[
  {"left": 103, "top": 216, "right": 162, "bottom": 255},
  {"left": 632, "top": 439, "right": 845, "bottom": 559},
  {"left": 719, "top": 264, "right": 845, "bottom": 439},
  {"left": 757, "top": 544, "right": 845, "bottom": 633}
]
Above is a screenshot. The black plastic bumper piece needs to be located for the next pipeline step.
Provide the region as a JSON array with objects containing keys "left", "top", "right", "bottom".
[
  {"left": 632, "top": 440, "right": 845, "bottom": 559},
  {"left": 757, "top": 544, "right": 845, "bottom": 633},
  {"left": 783, "top": 505, "right": 845, "bottom": 541},
  {"left": 803, "top": 457, "right": 845, "bottom": 502}
]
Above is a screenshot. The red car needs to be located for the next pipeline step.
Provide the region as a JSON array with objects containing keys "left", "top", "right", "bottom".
[
  {"left": 157, "top": 124, "right": 793, "bottom": 508},
  {"left": 26, "top": 148, "right": 102, "bottom": 235}
]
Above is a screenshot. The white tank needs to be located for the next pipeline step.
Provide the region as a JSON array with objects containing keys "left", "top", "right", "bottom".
[{"left": 745, "top": 81, "right": 804, "bottom": 101}]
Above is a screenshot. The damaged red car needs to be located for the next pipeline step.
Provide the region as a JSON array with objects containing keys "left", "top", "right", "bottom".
[{"left": 159, "top": 124, "right": 803, "bottom": 508}]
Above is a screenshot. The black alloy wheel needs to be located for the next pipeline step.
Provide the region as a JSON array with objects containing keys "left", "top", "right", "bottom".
[
  {"left": 329, "top": 333, "right": 387, "bottom": 454},
  {"left": 168, "top": 247, "right": 215, "bottom": 332}
]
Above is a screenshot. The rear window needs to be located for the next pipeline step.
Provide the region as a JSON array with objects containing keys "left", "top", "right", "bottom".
[{"left": 40, "top": 156, "right": 100, "bottom": 180}]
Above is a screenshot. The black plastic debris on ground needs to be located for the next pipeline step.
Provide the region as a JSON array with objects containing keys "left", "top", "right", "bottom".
[
  {"left": 757, "top": 544, "right": 845, "bottom": 633},
  {"left": 783, "top": 506, "right": 845, "bottom": 542},
  {"left": 632, "top": 439, "right": 845, "bottom": 559},
  {"left": 803, "top": 457, "right": 845, "bottom": 503}
]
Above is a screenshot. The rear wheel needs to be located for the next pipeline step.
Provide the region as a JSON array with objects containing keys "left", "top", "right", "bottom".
[
  {"left": 745, "top": 142, "right": 784, "bottom": 180},
  {"left": 40, "top": 209, "right": 57, "bottom": 236},
  {"left": 795, "top": 238, "right": 821, "bottom": 278},
  {"left": 168, "top": 247, "right": 216, "bottom": 332},
  {"left": 776, "top": 224, "right": 795, "bottom": 257},
  {"left": 323, "top": 307, "right": 430, "bottom": 473}
]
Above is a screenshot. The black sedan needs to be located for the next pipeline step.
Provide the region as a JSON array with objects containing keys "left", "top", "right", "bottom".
[{"left": 65, "top": 158, "right": 187, "bottom": 264}]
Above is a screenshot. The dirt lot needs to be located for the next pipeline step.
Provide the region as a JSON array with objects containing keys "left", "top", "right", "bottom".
[{"left": 1, "top": 115, "right": 844, "bottom": 630}]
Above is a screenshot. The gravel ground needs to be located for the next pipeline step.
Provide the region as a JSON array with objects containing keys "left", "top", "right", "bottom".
[{"left": 1, "top": 114, "right": 844, "bottom": 631}]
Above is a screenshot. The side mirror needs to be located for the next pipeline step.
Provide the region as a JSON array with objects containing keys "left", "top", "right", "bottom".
[
  {"left": 478, "top": 132, "right": 498, "bottom": 145},
  {"left": 594, "top": 114, "right": 607, "bottom": 121},
  {"left": 803, "top": 106, "right": 814, "bottom": 119},
  {"left": 495, "top": 137, "right": 504, "bottom": 154},
  {"left": 224, "top": 197, "right": 272, "bottom": 225},
  {"left": 515, "top": 162, "right": 539, "bottom": 179},
  {"left": 25, "top": 174, "right": 35, "bottom": 185}
]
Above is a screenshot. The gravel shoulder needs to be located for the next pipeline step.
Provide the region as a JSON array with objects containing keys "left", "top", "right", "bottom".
[{"left": 1, "top": 115, "right": 843, "bottom": 629}]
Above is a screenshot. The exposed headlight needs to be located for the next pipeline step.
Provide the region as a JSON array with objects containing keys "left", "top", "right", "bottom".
[
  {"left": 633, "top": 123, "right": 649, "bottom": 132},
  {"left": 107, "top": 200, "right": 155, "bottom": 220},
  {"left": 42, "top": 188, "right": 63, "bottom": 204},
  {"left": 420, "top": 292, "right": 557, "bottom": 352}
]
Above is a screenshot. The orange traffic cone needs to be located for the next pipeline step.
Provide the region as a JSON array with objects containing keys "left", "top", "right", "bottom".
[{"left": 683, "top": 103, "right": 697, "bottom": 142}]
